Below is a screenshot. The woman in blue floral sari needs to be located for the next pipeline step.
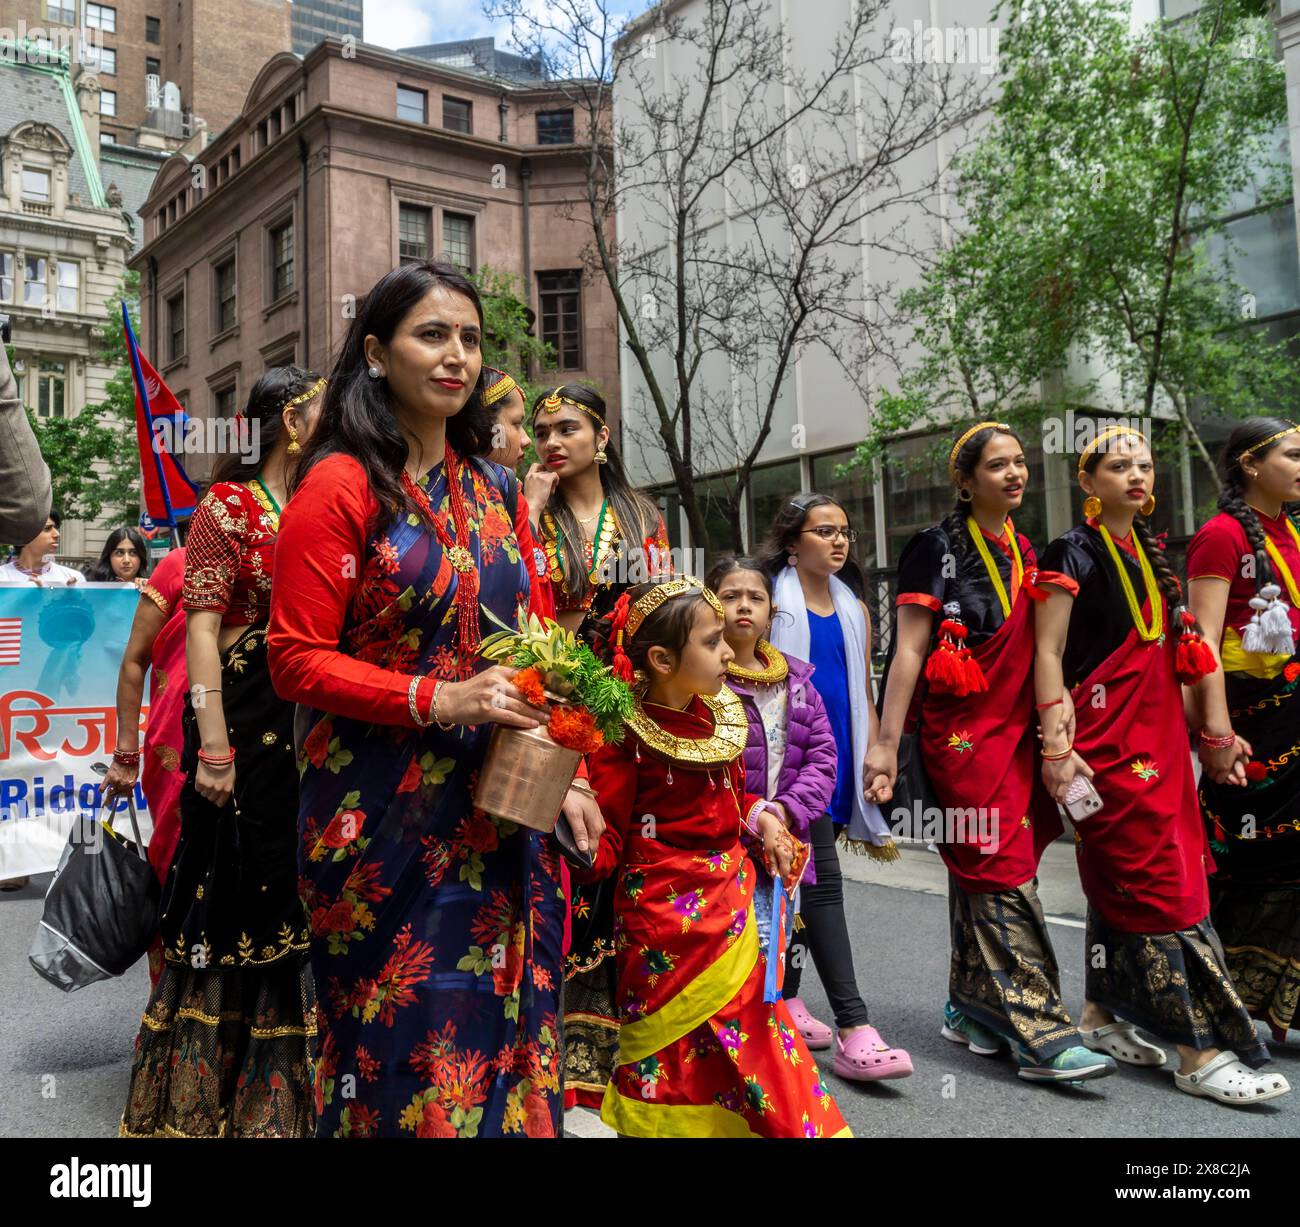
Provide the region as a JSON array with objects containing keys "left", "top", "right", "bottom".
[{"left": 267, "top": 261, "right": 604, "bottom": 1138}]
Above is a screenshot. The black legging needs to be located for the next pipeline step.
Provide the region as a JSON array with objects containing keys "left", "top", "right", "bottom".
[{"left": 783, "top": 812, "right": 871, "bottom": 1029}]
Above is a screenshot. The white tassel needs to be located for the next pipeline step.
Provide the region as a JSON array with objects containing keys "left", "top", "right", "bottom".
[{"left": 1242, "top": 583, "right": 1295, "bottom": 655}]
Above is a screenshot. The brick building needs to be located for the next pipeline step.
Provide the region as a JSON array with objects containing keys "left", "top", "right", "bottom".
[
  {"left": 130, "top": 37, "right": 619, "bottom": 481},
  {"left": 0, "top": 0, "right": 292, "bottom": 149}
]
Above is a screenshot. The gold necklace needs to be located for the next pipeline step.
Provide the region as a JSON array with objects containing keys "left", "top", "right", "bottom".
[
  {"left": 1097, "top": 522, "right": 1162, "bottom": 642},
  {"left": 727, "top": 640, "right": 789, "bottom": 685},
  {"left": 966, "top": 515, "right": 1024, "bottom": 619},
  {"left": 245, "top": 478, "right": 281, "bottom": 531},
  {"left": 626, "top": 684, "right": 750, "bottom": 766}
]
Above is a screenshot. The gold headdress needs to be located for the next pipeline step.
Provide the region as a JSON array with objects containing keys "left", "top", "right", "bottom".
[
  {"left": 1077, "top": 424, "right": 1150, "bottom": 473},
  {"left": 608, "top": 577, "right": 723, "bottom": 683},
  {"left": 949, "top": 421, "right": 1012, "bottom": 481},
  {"left": 282, "top": 376, "right": 326, "bottom": 414},
  {"left": 1238, "top": 424, "right": 1300, "bottom": 466},
  {"left": 534, "top": 386, "right": 605, "bottom": 426},
  {"left": 482, "top": 367, "right": 520, "bottom": 408}
]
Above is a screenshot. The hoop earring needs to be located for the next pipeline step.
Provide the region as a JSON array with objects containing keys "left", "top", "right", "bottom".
[
  {"left": 367, "top": 365, "right": 382, "bottom": 380},
  {"left": 787, "top": 554, "right": 798, "bottom": 568},
  {"left": 1140, "top": 494, "right": 1156, "bottom": 516},
  {"left": 1082, "top": 495, "right": 1102, "bottom": 519},
  {"left": 957, "top": 487, "right": 973, "bottom": 503},
  {"left": 286, "top": 423, "right": 301, "bottom": 454}
]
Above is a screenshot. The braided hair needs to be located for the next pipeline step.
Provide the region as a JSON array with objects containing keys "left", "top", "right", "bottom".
[
  {"left": 1080, "top": 436, "right": 1203, "bottom": 637},
  {"left": 1215, "top": 416, "right": 1298, "bottom": 596},
  {"left": 941, "top": 424, "right": 1025, "bottom": 559}
]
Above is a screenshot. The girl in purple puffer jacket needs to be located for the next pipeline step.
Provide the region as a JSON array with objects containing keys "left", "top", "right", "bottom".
[{"left": 705, "top": 557, "right": 837, "bottom": 966}]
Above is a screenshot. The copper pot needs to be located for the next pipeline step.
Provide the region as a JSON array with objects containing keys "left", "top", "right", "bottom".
[{"left": 473, "top": 720, "right": 581, "bottom": 833}]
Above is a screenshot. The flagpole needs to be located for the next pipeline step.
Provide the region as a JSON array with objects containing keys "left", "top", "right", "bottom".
[{"left": 123, "top": 300, "right": 179, "bottom": 537}]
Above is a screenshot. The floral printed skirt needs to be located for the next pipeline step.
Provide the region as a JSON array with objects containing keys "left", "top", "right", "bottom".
[{"left": 120, "top": 957, "right": 316, "bottom": 1137}]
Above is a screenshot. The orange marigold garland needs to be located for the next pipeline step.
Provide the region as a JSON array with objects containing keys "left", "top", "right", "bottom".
[
  {"left": 511, "top": 666, "right": 548, "bottom": 708},
  {"left": 548, "top": 706, "right": 605, "bottom": 754}
]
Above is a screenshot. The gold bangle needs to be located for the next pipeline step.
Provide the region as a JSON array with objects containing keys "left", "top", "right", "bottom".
[
  {"left": 408, "top": 675, "right": 432, "bottom": 728},
  {"left": 429, "top": 679, "right": 456, "bottom": 732},
  {"left": 1041, "top": 744, "right": 1074, "bottom": 761},
  {"left": 569, "top": 776, "right": 595, "bottom": 797}
]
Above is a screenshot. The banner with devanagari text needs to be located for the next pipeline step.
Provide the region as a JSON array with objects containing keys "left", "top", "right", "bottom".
[{"left": 0, "top": 584, "right": 152, "bottom": 878}]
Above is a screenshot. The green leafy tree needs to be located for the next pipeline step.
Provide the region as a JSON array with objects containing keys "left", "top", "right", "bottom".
[
  {"left": 19, "top": 271, "right": 143, "bottom": 529},
  {"left": 853, "top": 0, "right": 1297, "bottom": 489}
]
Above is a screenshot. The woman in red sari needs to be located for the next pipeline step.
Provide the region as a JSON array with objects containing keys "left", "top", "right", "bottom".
[
  {"left": 868, "top": 422, "right": 1110, "bottom": 1083},
  {"left": 1035, "top": 424, "right": 1289, "bottom": 1105},
  {"left": 101, "top": 545, "right": 189, "bottom": 985},
  {"left": 580, "top": 577, "right": 850, "bottom": 1137}
]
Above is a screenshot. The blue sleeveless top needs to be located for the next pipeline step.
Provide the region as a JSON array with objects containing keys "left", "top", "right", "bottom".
[{"left": 808, "top": 609, "right": 852, "bottom": 825}]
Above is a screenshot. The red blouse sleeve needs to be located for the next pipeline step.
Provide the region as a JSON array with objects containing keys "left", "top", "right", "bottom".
[
  {"left": 515, "top": 483, "right": 555, "bottom": 622},
  {"left": 267, "top": 454, "right": 435, "bottom": 727},
  {"left": 576, "top": 738, "right": 638, "bottom": 881},
  {"left": 138, "top": 546, "right": 185, "bottom": 617},
  {"left": 1186, "top": 513, "right": 1244, "bottom": 584},
  {"left": 183, "top": 486, "right": 243, "bottom": 614}
]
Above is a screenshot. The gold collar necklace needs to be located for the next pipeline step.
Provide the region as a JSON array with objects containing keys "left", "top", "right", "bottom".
[
  {"left": 726, "top": 640, "right": 789, "bottom": 686},
  {"left": 626, "top": 683, "right": 750, "bottom": 769}
]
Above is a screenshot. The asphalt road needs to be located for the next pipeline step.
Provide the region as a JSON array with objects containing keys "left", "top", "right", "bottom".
[{"left": 2, "top": 856, "right": 1296, "bottom": 1139}]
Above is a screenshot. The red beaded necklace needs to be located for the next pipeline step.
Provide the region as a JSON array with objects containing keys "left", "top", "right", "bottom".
[{"left": 400, "top": 446, "right": 480, "bottom": 677}]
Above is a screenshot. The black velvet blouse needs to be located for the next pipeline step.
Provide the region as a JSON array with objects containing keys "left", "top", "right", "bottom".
[
  {"left": 1039, "top": 522, "right": 1152, "bottom": 690},
  {"left": 894, "top": 522, "right": 1037, "bottom": 648}
]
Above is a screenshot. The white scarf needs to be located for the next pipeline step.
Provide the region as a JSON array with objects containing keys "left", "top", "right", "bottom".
[{"left": 770, "top": 566, "right": 891, "bottom": 846}]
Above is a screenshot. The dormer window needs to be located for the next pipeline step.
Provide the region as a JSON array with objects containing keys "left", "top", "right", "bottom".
[{"left": 21, "top": 169, "right": 50, "bottom": 202}]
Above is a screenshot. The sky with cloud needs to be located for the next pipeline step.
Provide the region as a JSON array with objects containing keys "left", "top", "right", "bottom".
[{"left": 363, "top": 2, "right": 522, "bottom": 53}]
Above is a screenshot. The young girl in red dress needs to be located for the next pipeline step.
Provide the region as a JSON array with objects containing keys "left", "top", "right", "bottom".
[{"left": 578, "top": 576, "right": 850, "bottom": 1137}]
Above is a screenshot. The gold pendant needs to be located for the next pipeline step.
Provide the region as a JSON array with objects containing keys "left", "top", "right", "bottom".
[{"left": 446, "top": 545, "right": 474, "bottom": 573}]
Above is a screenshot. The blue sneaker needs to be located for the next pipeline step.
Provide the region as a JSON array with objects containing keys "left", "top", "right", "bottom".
[
  {"left": 941, "top": 1001, "right": 1007, "bottom": 1057},
  {"left": 1016, "top": 1044, "right": 1117, "bottom": 1083}
]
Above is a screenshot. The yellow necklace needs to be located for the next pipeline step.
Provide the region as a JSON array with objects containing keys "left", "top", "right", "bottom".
[
  {"left": 966, "top": 515, "right": 1023, "bottom": 619},
  {"left": 1097, "top": 522, "right": 1163, "bottom": 642},
  {"left": 625, "top": 683, "right": 750, "bottom": 766},
  {"left": 1247, "top": 506, "right": 1300, "bottom": 609},
  {"left": 726, "top": 640, "right": 789, "bottom": 686}
]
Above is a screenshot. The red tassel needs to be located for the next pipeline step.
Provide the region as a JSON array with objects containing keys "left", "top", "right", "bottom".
[
  {"left": 611, "top": 650, "right": 634, "bottom": 684},
  {"left": 924, "top": 641, "right": 969, "bottom": 695},
  {"left": 960, "top": 648, "right": 989, "bottom": 693},
  {"left": 1176, "top": 634, "right": 1217, "bottom": 685}
]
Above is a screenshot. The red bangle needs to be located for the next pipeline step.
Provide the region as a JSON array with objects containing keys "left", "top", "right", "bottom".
[
  {"left": 197, "top": 747, "right": 236, "bottom": 766},
  {"left": 112, "top": 749, "right": 141, "bottom": 766},
  {"left": 1035, "top": 697, "right": 1063, "bottom": 710},
  {"left": 1198, "top": 729, "right": 1235, "bottom": 749}
]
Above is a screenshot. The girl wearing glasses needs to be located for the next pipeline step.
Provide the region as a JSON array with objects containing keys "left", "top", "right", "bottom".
[
  {"left": 868, "top": 422, "right": 1112, "bottom": 1084},
  {"left": 755, "top": 495, "right": 912, "bottom": 1083}
]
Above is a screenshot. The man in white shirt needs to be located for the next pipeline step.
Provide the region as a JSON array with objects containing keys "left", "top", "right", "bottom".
[{"left": 0, "top": 510, "right": 82, "bottom": 586}]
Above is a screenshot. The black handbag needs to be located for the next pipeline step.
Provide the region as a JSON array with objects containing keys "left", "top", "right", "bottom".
[{"left": 29, "top": 793, "right": 161, "bottom": 992}]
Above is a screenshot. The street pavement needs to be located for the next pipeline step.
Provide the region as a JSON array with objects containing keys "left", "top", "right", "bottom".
[{"left": 2, "top": 842, "right": 1296, "bottom": 1139}]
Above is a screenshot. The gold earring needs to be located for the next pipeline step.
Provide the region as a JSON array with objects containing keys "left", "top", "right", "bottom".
[
  {"left": 594, "top": 449, "right": 607, "bottom": 464},
  {"left": 287, "top": 423, "right": 301, "bottom": 454},
  {"left": 1140, "top": 493, "right": 1156, "bottom": 516},
  {"left": 1082, "top": 495, "right": 1102, "bottom": 519}
]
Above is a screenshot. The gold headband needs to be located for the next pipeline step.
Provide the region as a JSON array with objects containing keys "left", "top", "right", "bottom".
[
  {"left": 482, "top": 370, "right": 520, "bottom": 408},
  {"left": 948, "top": 421, "right": 1011, "bottom": 480},
  {"left": 625, "top": 577, "right": 724, "bottom": 642},
  {"left": 282, "top": 376, "right": 326, "bottom": 414},
  {"left": 535, "top": 388, "right": 604, "bottom": 426},
  {"left": 1238, "top": 425, "right": 1300, "bottom": 466},
  {"left": 1077, "top": 425, "right": 1150, "bottom": 473}
]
